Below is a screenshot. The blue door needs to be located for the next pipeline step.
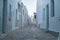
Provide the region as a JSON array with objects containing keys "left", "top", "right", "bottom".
[{"left": 2, "top": 0, "right": 7, "bottom": 33}]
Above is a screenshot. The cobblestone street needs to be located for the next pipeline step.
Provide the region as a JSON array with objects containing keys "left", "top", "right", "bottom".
[{"left": 1, "top": 24, "right": 57, "bottom": 40}]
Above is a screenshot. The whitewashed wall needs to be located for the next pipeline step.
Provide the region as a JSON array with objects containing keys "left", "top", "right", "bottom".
[
  {"left": 37, "top": 0, "right": 60, "bottom": 32},
  {"left": 36, "top": 0, "right": 43, "bottom": 27},
  {"left": 21, "top": 3, "right": 28, "bottom": 27},
  {"left": 37, "top": 0, "right": 60, "bottom": 39}
]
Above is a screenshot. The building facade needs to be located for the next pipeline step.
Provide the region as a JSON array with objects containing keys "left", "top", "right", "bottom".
[
  {"left": 0, "top": 0, "right": 21, "bottom": 36},
  {"left": 36, "top": 0, "right": 60, "bottom": 40},
  {"left": 15, "top": 0, "right": 22, "bottom": 29},
  {"left": 21, "top": 3, "right": 28, "bottom": 27}
]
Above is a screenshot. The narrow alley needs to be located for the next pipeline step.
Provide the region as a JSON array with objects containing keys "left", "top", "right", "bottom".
[
  {"left": 1, "top": 24, "right": 57, "bottom": 40},
  {"left": 0, "top": 0, "right": 60, "bottom": 40}
]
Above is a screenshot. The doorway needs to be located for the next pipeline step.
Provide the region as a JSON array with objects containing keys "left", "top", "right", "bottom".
[
  {"left": 2, "top": 0, "right": 7, "bottom": 33},
  {"left": 46, "top": 4, "right": 49, "bottom": 30}
]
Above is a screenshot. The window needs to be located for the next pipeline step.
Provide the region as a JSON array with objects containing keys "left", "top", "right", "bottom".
[
  {"left": 46, "top": 4, "right": 49, "bottom": 29},
  {"left": 51, "top": 0, "right": 54, "bottom": 17}
]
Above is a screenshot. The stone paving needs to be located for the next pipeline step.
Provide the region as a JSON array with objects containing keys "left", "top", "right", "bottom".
[{"left": 2, "top": 24, "right": 57, "bottom": 40}]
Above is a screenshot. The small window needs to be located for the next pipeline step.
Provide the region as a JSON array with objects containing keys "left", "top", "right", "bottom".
[{"left": 51, "top": 0, "right": 54, "bottom": 17}]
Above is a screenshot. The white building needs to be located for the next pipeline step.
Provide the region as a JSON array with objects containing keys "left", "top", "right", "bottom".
[
  {"left": 21, "top": 3, "right": 28, "bottom": 28},
  {"left": 0, "top": 0, "right": 21, "bottom": 36},
  {"left": 36, "top": 0, "right": 43, "bottom": 28},
  {"left": 15, "top": 1, "right": 22, "bottom": 29},
  {"left": 36, "top": 0, "right": 60, "bottom": 40}
]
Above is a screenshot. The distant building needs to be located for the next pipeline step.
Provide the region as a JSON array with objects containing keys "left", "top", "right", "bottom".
[{"left": 36, "top": 0, "right": 60, "bottom": 40}]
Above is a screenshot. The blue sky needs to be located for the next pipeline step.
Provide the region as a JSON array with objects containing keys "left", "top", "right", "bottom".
[{"left": 22, "top": 0, "right": 37, "bottom": 17}]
